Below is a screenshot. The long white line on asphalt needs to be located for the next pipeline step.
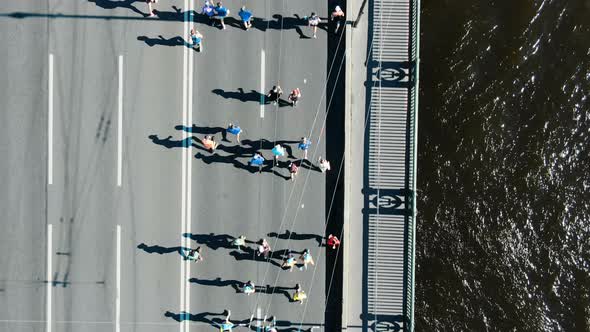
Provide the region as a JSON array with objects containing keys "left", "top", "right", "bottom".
[
  {"left": 185, "top": 0, "right": 194, "bottom": 329},
  {"left": 46, "top": 224, "right": 52, "bottom": 332},
  {"left": 260, "top": 49, "right": 265, "bottom": 118},
  {"left": 115, "top": 225, "right": 121, "bottom": 332},
  {"left": 48, "top": 54, "right": 54, "bottom": 185},
  {"left": 117, "top": 55, "right": 123, "bottom": 187},
  {"left": 180, "top": 2, "right": 189, "bottom": 331}
]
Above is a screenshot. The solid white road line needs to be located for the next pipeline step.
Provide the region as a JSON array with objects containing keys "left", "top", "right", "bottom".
[
  {"left": 117, "top": 55, "right": 123, "bottom": 187},
  {"left": 185, "top": 2, "right": 194, "bottom": 330},
  {"left": 180, "top": 3, "right": 189, "bottom": 331},
  {"left": 46, "top": 224, "right": 53, "bottom": 332},
  {"left": 184, "top": 1, "right": 195, "bottom": 332},
  {"left": 256, "top": 308, "right": 261, "bottom": 328},
  {"left": 260, "top": 49, "right": 265, "bottom": 118},
  {"left": 48, "top": 54, "right": 54, "bottom": 185},
  {"left": 115, "top": 225, "right": 121, "bottom": 332}
]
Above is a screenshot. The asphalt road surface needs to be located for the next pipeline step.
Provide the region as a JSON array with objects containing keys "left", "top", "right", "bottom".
[{"left": 0, "top": 0, "right": 331, "bottom": 331}]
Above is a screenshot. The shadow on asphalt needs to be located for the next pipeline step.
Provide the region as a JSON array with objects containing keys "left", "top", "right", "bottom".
[
  {"left": 267, "top": 230, "right": 324, "bottom": 247},
  {"left": 188, "top": 277, "right": 295, "bottom": 301},
  {"left": 182, "top": 233, "right": 235, "bottom": 250},
  {"left": 137, "top": 35, "right": 188, "bottom": 47},
  {"left": 148, "top": 135, "right": 192, "bottom": 149},
  {"left": 137, "top": 243, "right": 186, "bottom": 256}
]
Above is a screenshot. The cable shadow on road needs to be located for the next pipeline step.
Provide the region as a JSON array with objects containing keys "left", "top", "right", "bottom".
[
  {"left": 182, "top": 233, "right": 235, "bottom": 250},
  {"left": 137, "top": 35, "right": 188, "bottom": 47},
  {"left": 267, "top": 230, "right": 324, "bottom": 247}
]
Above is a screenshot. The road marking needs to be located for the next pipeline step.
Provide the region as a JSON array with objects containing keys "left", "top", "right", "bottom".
[
  {"left": 256, "top": 308, "right": 261, "bottom": 328},
  {"left": 180, "top": 2, "right": 189, "bottom": 331},
  {"left": 115, "top": 225, "right": 121, "bottom": 332},
  {"left": 260, "top": 49, "right": 265, "bottom": 118},
  {"left": 117, "top": 55, "right": 123, "bottom": 187},
  {"left": 185, "top": 1, "right": 194, "bottom": 330},
  {"left": 48, "top": 54, "right": 53, "bottom": 185},
  {"left": 46, "top": 224, "right": 52, "bottom": 332}
]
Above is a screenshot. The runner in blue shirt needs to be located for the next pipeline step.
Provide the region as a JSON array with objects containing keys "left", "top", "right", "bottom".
[
  {"left": 298, "top": 137, "right": 311, "bottom": 159},
  {"left": 226, "top": 123, "right": 242, "bottom": 143},
  {"left": 214, "top": 2, "right": 229, "bottom": 30},
  {"left": 238, "top": 6, "right": 253, "bottom": 30},
  {"left": 189, "top": 28, "right": 203, "bottom": 52},
  {"left": 250, "top": 153, "right": 265, "bottom": 173},
  {"left": 201, "top": 1, "right": 215, "bottom": 25}
]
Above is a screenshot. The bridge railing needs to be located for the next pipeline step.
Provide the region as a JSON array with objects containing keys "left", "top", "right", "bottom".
[{"left": 405, "top": 0, "right": 420, "bottom": 331}]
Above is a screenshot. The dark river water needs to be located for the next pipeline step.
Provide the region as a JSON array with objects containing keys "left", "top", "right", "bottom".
[{"left": 416, "top": 0, "right": 590, "bottom": 331}]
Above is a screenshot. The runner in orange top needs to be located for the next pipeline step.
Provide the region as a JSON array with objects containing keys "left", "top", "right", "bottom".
[{"left": 200, "top": 135, "right": 219, "bottom": 152}]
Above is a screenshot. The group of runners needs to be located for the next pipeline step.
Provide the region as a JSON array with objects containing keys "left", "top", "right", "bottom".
[
  {"left": 185, "top": 233, "right": 341, "bottom": 307},
  {"left": 198, "top": 122, "right": 332, "bottom": 179},
  {"left": 142, "top": 0, "right": 345, "bottom": 51}
]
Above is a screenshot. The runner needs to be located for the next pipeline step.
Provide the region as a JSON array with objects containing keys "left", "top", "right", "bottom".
[
  {"left": 288, "top": 161, "right": 299, "bottom": 181},
  {"left": 257, "top": 238, "right": 271, "bottom": 258},
  {"left": 219, "top": 310, "right": 235, "bottom": 331},
  {"left": 238, "top": 6, "right": 253, "bottom": 30},
  {"left": 271, "top": 144, "right": 286, "bottom": 164},
  {"left": 213, "top": 2, "right": 230, "bottom": 30},
  {"left": 186, "top": 247, "right": 203, "bottom": 262},
  {"left": 292, "top": 284, "right": 307, "bottom": 304},
  {"left": 201, "top": 1, "right": 216, "bottom": 25},
  {"left": 200, "top": 135, "right": 219, "bottom": 152},
  {"left": 250, "top": 153, "right": 265, "bottom": 173},
  {"left": 267, "top": 85, "right": 283, "bottom": 104},
  {"left": 307, "top": 12, "right": 321, "bottom": 38},
  {"left": 318, "top": 156, "right": 331, "bottom": 173},
  {"left": 327, "top": 234, "right": 341, "bottom": 249},
  {"left": 189, "top": 28, "right": 203, "bottom": 52},
  {"left": 330, "top": 5, "right": 345, "bottom": 34},
  {"left": 299, "top": 249, "right": 315, "bottom": 270},
  {"left": 298, "top": 137, "right": 311, "bottom": 160},
  {"left": 242, "top": 280, "right": 256, "bottom": 295},
  {"left": 288, "top": 88, "right": 301, "bottom": 107},
  {"left": 281, "top": 253, "right": 297, "bottom": 271},
  {"left": 231, "top": 235, "right": 246, "bottom": 250},
  {"left": 226, "top": 123, "right": 242, "bottom": 143},
  {"left": 146, "top": 0, "right": 157, "bottom": 17}
]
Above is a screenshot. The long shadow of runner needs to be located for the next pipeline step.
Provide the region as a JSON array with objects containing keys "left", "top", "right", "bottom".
[
  {"left": 137, "top": 243, "right": 188, "bottom": 257},
  {"left": 148, "top": 135, "right": 192, "bottom": 149},
  {"left": 267, "top": 230, "right": 324, "bottom": 247},
  {"left": 152, "top": 6, "right": 209, "bottom": 23},
  {"left": 176, "top": 124, "right": 228, "bottom": 141},
  {"left": 137, "top": 35, "right": 187, "bottom": 47},
  {"left": 194, "top": 152, "right": 290, "bottom": 180},
  {"left": 89, "top": 0, "right": 146, "bottom": 17},
  {"left": 165, "top": 310, "right": 252, "bottom": 326},
  {"left": 241, "top": 139, "right": 298, "bottom": 158},
  {"left": 189, "top": 278, "right": 295, "bottom": 302},
  {"left": 229, "top": 247, "right": 284, "bottom": 268},
  {"left": 212, "top": 88, "right": 265, "bottom": 103},
  {"left": 189, "top": 277, "right": 242, "bottom": 292},
  {"left": 182, "top": 233, "right": 235, "bottom": 250}
]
